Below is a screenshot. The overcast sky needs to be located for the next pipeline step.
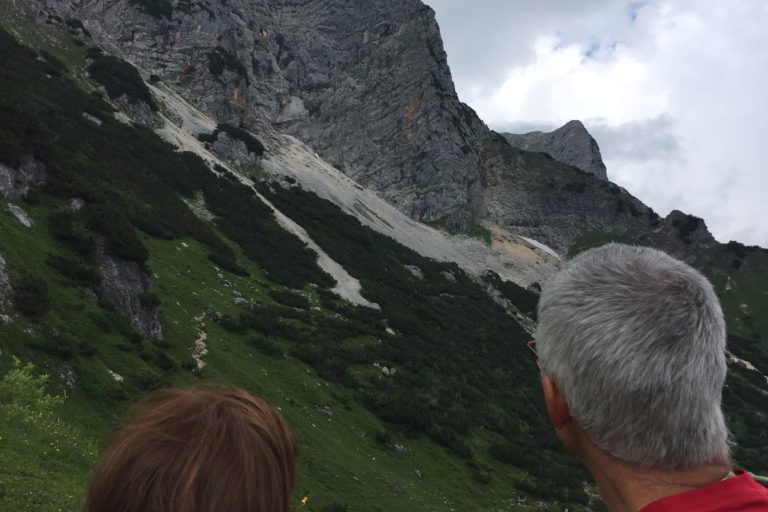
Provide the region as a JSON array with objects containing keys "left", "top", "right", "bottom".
[{"left": 426, "top": 0, "right": 768, "bottom": 247}]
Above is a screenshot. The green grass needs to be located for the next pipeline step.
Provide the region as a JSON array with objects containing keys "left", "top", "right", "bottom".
[
  {"left": 0, "top": 221, "right": 563, "bottom": 512},
  {"left": 424, "top": 219, "right": 492, "bottom": 246},
  {"left": 567, "top": 229, "right": 642, "bottom": 258},
  {"left": 0, "top": 0, "right": 92, "bottom": 91},
  {"left": 0, "top": 361, "right": 98, "bottom": 512},
  {"left": 0, "top": 193, "right": 569, "bottom": 511},
  {"left": 704, "top": 246, "right": 768, "bottom": 349}
]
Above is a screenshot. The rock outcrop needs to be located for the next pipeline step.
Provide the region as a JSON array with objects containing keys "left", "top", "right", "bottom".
[
  {"left": 211, "top": 132, "right": 259, "bottom": 167},
  {"left": 7, "top": 203, "right": 33, "bottom": 227},
  {"left": 0, "top": 156, "right": 46, "bottom": 200},
  {"left": 99, "top": 256, "right": 163, "bottom": 340},
  {"left": 652, "top": 210, "right": 717, "bottom": 262},
  {"left": 473, "top": 134, "right": 653, "bottom": 253},
  {"left": 502, "top": 120, "right": 608, "bottom": 180},
  {"left": 0, "top": 253, "right": 13, "bottom": 312},
  {"left": 115, "top": 95, "right": 163, "bottom": 127}
]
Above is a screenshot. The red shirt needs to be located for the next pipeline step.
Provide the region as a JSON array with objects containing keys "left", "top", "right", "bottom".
[{"left": 640, "top": 471, "right": 768, "bottom": 511}]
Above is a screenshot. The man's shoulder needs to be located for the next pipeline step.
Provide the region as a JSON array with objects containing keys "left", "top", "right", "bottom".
[{"left": 640, "top": 471, "right": 768, "bottom": 512}]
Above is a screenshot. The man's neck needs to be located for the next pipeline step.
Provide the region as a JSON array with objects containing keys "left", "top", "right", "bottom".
[{"left": 585, "top": 456, "right": 732, "bottom": 512}]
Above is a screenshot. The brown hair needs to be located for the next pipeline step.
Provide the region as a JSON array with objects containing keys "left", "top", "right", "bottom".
[{"left": 84, "top": 387, "right": 296, "bottom": 512}]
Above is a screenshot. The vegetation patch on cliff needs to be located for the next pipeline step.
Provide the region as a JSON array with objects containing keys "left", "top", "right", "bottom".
[
  {"left": 87, "top": 54, "right": 157, "bottom": 109},
  {"left": 206, "top": 47, "right": 249, "bottom": 84}
]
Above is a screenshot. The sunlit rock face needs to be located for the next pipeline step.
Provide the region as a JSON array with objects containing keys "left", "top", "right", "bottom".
[{"left": 34, "top": 0, "right": 483, "bottom": 226}]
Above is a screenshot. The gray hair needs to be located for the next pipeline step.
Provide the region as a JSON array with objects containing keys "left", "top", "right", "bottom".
[{"left": 535, "top": 243, "right": 729, "bottom": 469}]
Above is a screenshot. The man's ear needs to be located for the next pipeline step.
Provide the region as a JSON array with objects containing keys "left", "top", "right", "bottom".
[{"left": 542, "top": 375, "right": 572, "bottom": 429}]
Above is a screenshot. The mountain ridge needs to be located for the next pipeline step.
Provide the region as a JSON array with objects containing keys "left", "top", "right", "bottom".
[{"left": 21, "top": 0, "right": 713, "bottom": 256}]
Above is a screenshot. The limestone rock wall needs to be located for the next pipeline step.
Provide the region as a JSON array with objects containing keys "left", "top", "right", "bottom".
[
  {"left": 28, "top": 0, "right": 485, "bottom": 225},
  {"left": 23, "top": 0, "right": 714, "bottom": 256},
  {"left": 474, "top": 134, "right": 654, "bottom": 253}
]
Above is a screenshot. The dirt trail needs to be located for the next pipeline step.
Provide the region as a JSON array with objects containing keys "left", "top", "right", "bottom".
[{"left": 192, "top": 312, "right": 208, "bottom": 371}]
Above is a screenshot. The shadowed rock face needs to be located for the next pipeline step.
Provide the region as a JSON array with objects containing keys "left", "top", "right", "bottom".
[
  {"left": 502, "top": 121, "right": 608, "bottom": 180},
  {"left": 99, "top": 256, "right": 163, "bottom": 340},
  {"left": 0, "top": 157, "right": 46, "bottom": 200},
  {"left": 472, "top": 134, "right": 653, "bottom": 253}
]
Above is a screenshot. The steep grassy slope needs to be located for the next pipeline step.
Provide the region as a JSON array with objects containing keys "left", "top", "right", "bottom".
[{"left": 0, "top": 25, "right": 598, "bottom": 512}]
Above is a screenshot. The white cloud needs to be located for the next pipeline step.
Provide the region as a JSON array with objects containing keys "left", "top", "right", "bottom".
[{"left": 427, "top": 0, "right": 768, "bottom": 246}]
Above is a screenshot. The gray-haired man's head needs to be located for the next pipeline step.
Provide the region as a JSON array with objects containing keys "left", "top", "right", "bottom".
[{"left": 535, "top": 243, "right": 729, "bottom": 469}]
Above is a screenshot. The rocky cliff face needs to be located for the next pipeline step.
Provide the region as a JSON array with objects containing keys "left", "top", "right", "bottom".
[
  {"left": 0, "top": 157, "right": 46, "bottom": 200},
  {"left": 26, "top": 0, "right": 709, "bottom": 255},
  {"left": 99, "top": 255, "right": 163, "bottom": 340},
  {"left": 32, "top": 0, "right": 484, "bottom": 225},
  {"left": 473, "top": 134, "right": 653, "bottom": 252},
  {"left": 503, "top": 120, "right": 608, "bottom": 180}
]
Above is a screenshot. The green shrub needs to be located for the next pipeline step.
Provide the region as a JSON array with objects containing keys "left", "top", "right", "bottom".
[
  {"left": 373, "top": 429, "right": 393, "bottom": 446},
  {"left": 482, "top": 271, "right": 538, "bottom": 319},
  {"left": 46, "top": 253, "right": 101, "bottom": 288},
  {"left": 127, "top": 0, "right": 172, "bottom": 19},
  {"left": 138, "top": 291, "right": 161, "bottom": 308},
  {"left": 84, "top": 205, "right": 149, "bottom": 264},
  {"left": 0, "top": 358, "right": 62, "bottom": 411},
  {"left": 206, "top": 47, "right": 249, "bottom": 84},
  {"left": 563, "top": 181, "right": 587, "bottom": 193},
  {"left": 87, "top": 55, "right": 157, "bottom": 109},
  {"left": 32, "top": 329, "right": 88, "bottom": 359},
  {"left": 319, "top": 504, "right": 350, "bottom": 512},
  {"left": 671, "top": 214, "right": 703, "bottom": 244},
  {"left": 49, "top": 211, "right": 99, "bottom": 257},
  {"left": 0, "top": 105, "right": 53, "bottom": 167},
  {"left": 216, "top": 124, "right": 265, "bottom": 155},
  {"left": 207, "top": 249, "right": 249, "bottom": 276},
  {"left": 64, "top": 18, "right": 91, "bottom": 38},
  {"left": 269, "top": 288, "right": 311, "bottom": 310},
  {"left": 249, "top": 334, "right": 282, "bottom": 356},
  {"left": 198, "top": 124, "right": 265, "bottom": 156},
  {"left": 12, "top": 275, "right": 50, "bottom": 320}
]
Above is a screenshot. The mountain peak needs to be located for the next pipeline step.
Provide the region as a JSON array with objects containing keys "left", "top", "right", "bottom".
[{"left": 502, "top": 120, "right": 608, "bottom": 180}]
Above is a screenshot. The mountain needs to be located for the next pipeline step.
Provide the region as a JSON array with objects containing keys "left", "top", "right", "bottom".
[
  {"left": 21, "top": 0, "right": 688, "bottom": 252},
  {"left": 0, "top": 1, "right": 766, "bottom": 512},
  {"left": 502, "top": 120, "right": 608, "bottom": 180}
]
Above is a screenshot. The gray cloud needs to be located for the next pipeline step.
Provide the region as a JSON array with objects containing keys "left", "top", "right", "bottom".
[
  {"left": 425, "top": 0, "right": 768, "bottom": 247},
  {"left": 492, "top": 120, "right": 558, "bottom": 135},
  {"left": 587, "top": 115, "right": 683, "bottom": 163}
]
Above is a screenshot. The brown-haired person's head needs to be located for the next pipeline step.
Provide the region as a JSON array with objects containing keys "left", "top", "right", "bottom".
[{"left": 84, "top": 387, "right": 296, "bottom": 512}]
